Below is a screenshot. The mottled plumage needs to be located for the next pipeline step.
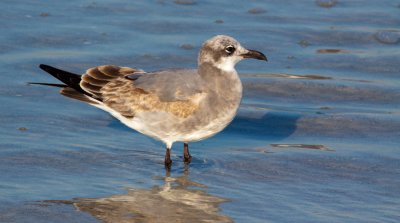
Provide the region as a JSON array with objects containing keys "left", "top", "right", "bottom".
[{"left": 33, "top": 35, "right": 267, "bottom": 167}]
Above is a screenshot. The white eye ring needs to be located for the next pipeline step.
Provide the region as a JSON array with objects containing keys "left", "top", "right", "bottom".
[{"left": 225, "top": 45, "right": 235, "bottom": 55}]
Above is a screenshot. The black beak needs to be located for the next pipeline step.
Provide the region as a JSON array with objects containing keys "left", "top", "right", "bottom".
[{"left": 241, "top": 49, "right": 268, "bottom": 61}]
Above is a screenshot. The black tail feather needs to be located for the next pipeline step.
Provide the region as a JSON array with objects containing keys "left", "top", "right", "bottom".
[
  {"left": 28, "top": 82, "right": 67, "bottom": 87},
  {"left": 38, "top": 64, "right": 88, "bottom": 95}
]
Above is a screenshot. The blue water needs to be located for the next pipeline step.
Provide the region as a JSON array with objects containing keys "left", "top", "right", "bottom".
[{"left": 1, "top": 0, "right": 400, "bottom": 222}]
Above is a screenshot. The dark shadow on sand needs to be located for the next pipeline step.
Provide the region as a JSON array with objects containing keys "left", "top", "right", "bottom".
[{"left": 226, "top": 111, "right": 300, "bottom": 140}]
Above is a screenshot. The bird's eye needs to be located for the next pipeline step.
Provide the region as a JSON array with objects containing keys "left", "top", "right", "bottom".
[{"left": 225, "top": 45, "right": 236, "bottom": 55}]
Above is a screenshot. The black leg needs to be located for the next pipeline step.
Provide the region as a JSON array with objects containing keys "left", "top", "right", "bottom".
[
  {"left": 164, "top": 148, "right": 172, "bottom": 169},
  {"left": 183, "top": 143, "right": 192, "bottom": 163}
]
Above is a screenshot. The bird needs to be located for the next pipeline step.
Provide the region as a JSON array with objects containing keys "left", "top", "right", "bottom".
[{"left": 31, "top": 35, "right": 267, "bottom": 168}]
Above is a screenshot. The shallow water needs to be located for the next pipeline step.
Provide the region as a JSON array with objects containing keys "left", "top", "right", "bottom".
[{"left": 1, "top": 0, "right": 400, "bottom": 222}]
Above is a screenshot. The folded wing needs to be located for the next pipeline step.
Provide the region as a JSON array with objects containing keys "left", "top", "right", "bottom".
[{"left": 39, "top": 64, "right": 205, "bottom": 119}]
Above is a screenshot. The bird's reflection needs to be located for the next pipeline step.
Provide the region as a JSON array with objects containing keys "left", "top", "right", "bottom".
[{"left": 65, "top": 167, "right": 232, "bottom": 223}]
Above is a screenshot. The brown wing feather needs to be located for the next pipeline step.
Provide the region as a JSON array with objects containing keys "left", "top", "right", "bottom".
[
  {"left": 80, "top": 65, "right": 202, "bottom": 119},
  {"left": 60, "top": 87, "right": 99, "bottom": 104},
  {"left": 101, "top": 78, "right": 203, "bottom": 119},
  {"left": 79, "top": 65, "right": 140, "bottom": 100},
  {"left": 81, "top": 75, "right": 109, "bottom": 86}
]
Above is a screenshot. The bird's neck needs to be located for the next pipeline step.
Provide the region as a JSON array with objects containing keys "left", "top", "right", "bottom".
[{"left": 198, "top": 62, "right": 243, "bottom": 98}]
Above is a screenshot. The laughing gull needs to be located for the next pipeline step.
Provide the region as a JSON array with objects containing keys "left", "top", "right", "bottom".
[{"left": 32, "top": 35, "right": 267, "bottom": 167}]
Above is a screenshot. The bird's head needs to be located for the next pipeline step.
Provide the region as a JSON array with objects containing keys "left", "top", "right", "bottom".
[{"left": 198, "top": 35, "right": 267, "bottom": 72}]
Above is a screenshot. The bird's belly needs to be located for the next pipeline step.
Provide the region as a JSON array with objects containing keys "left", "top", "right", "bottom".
[
  {"left": 95, "top": 99, "right": 239, "bottom": 146},
  {"left": 126, "top": 107, "right": 237, "bottom": 144},
  {"left": 177, "top": 113, "right": 236, "bottom": 142}
]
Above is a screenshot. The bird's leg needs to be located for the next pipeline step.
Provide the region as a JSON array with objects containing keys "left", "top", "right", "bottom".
[
  {"left": 183, "top": 143, "right": 192, "bottom": 163},
  {"left": 164, "top": 148, "right": 172, "bottom": 169}
]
